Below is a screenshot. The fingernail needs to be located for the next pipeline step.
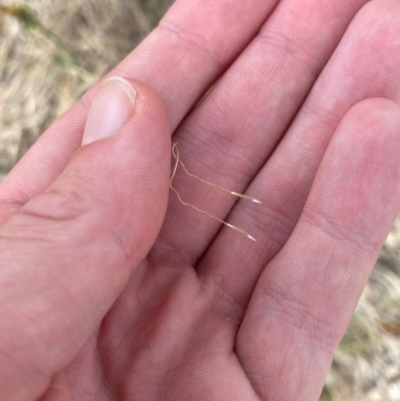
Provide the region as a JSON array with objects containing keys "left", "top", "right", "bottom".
[{"left": 82, "top": 77, "right": 136, "bottom": 146}]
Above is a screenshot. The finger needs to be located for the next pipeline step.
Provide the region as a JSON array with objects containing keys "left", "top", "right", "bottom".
[
  {"left": 237, "top": 98, "right": 400, "bottom": 401},
  {"left": 0, "top": 78, "right": 170, "bottom": 401},
  {"left": 153, "top": 0, "right": 368, "bottom": 266},
  {"left": 0, "top": 0, "right": 280, "bottom": 226},
  {"left": 198, "top": 0, "right": 400, "bottom": 319}
]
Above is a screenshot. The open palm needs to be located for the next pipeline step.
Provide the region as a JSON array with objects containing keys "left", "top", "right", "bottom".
[{"left": 1, "top": 0, "right": 400, "bottom": 400}]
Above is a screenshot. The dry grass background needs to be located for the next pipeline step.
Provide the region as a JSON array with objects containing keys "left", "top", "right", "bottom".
[{"left": 0, "top": 1, "right": 400, "bottom": 400}]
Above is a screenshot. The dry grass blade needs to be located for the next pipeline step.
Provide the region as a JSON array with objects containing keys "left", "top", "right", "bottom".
[{"left": 170, "top": 143, "right": 258, "bottom": 241}]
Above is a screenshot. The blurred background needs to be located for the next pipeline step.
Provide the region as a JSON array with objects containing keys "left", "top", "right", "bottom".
[{"left": 0, "top": 1, "right": 400, "bottom": 399}]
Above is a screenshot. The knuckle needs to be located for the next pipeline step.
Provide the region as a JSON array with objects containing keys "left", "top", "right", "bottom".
[
  {"left": 261, "top": 285, "right": 342, "bottom": 351},
  {"left": 157, "top": 19, "right": 225, "bottom": 69},
  {"left": 302, "top": 206, "right": 372, "bottom": 252},
  {"left": 6, "top": 172, "right": 101, "bottom": 247},
  {"left": 22, "top": 177, "right": 88, "bottom": 222}
]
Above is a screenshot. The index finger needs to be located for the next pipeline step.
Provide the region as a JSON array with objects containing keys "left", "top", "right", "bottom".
[{"left": 0, "top": 0, "right": 280, "bottom": 225}]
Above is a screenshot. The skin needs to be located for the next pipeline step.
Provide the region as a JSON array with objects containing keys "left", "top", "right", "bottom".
[{"left": 1, "top": 0, "right": 400, "bottom": 399}]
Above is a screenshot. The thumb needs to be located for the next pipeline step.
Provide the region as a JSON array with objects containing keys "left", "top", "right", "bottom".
[{"left": 0, "top": 77, "right": 171, "bottom": 401}]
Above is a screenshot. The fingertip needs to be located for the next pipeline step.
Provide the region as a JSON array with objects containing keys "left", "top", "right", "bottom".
[
  {"left": 309, "top": 97, "right": 400, "bottom": 248},
  {"left": 335, "top": 98, "right": 400, "bottom": 183},
  {"left": 342, "top": 97, "right": 400, "bottom": 136}
]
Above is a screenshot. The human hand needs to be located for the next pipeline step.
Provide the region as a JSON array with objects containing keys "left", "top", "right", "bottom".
[{"left": 1, "top": 0, "right": 400, "bottom": 400}]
